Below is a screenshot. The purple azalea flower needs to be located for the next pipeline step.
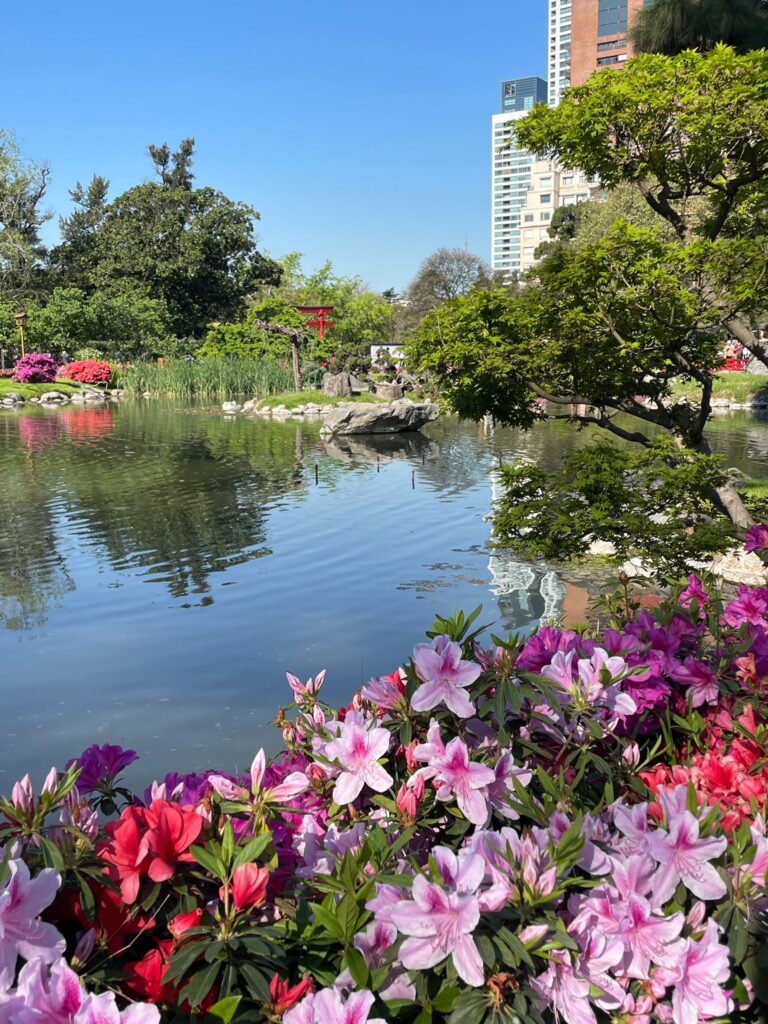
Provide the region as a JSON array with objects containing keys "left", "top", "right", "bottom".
[
  {"left": 410, "top": 636, "right": 481, "bottom": 718},
  {"left": 0, "top": 861, "right": 65, "bottom": 987},
  {"left": 668, "top": 657, "right": 719, "bottom": 707},
  {"left": 283, "top": 989, "right": 385, "bottom": 1024},
  {"left": 678, "top": 574, "right": 708, "bottom": 612},
  {"left": 722, "top": 584, "right": 768, "bottom": 629},
  {"left": 516, "top": 626, "right": 580, "bottom": 673},
  {"left": 646, "top": 810, "right": 727, "bottom": 903},
  {"left": 322, "top": 713, "right": 393, "bottom": 805},
  {"left": 745, "top": 523, "right": 768, "bottom": 554},
  {"left": 65, "top": 744, "right": 137, "bottom": 793}
]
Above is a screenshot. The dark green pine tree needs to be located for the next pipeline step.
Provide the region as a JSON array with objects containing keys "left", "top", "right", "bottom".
[{"left": 630, "top": 0, "right": 768, "bottom": 55}]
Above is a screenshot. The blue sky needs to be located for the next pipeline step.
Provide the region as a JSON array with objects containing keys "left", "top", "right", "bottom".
[{"left": 7, "top": 1, "right": 546, "bottom": 292}]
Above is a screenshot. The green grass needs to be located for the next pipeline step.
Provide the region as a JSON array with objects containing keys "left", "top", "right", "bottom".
[
  {"left": 256, "top": 390, "right": 384, "bottom": 410},
  {"left": 0, "top": 378, "right": 88, "bottom": 399},
  {"left": 117, "top": 358, "right": 294, "bottom": 399},
  {"left": 670, "top": 373, "right": 768, "bottom": 404}
]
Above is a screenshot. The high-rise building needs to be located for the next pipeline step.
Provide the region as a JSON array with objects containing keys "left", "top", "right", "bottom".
[
  {"left": 570, "top": 0, "right": 645, "bottom": 87},
  {"left": 548, "top": 0, "right": 572, "bottom": 107},
  {"left": 491, "top": 77, "right": 548, "bottom": 275}
]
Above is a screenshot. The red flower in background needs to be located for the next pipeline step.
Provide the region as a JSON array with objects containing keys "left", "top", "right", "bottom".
[
  {"left": 221, "top": 863, "right": 269, "bottom": 911},
  {"left": 58, "top": 359, "right": 112, "bottom": 385}
]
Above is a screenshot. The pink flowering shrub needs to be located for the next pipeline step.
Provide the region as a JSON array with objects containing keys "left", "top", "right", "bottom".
[
  {"left": 12, "top": 353, "right": 58, "bottom": 384},
  {"left": 57, "top": 360, "right": 112, "bottom": 386},
  {"left": 3, "top": 539, "right": 768, "bottom": 1022}
]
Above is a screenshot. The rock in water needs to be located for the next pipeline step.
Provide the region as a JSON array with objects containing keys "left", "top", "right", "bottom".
[
  {"left": 320, "top": 400, "right": 439, "bottom": 435},
  {"left": 322, "top": 372, "right": 353, "bottom": 397}
]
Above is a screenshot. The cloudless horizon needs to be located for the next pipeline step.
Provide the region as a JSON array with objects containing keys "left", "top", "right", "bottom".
[{"left": 8, "top": 1, "right": 547, "bottom": 292}]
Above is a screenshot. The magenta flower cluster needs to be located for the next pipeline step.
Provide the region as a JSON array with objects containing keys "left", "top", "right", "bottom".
[{"left": 11, "top": 354, "right": 58, "bottom": 384}]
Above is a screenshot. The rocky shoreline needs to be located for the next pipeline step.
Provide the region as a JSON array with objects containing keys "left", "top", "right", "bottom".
[{"left": 1, "top": 388, "right": 126, "bottom": 408}]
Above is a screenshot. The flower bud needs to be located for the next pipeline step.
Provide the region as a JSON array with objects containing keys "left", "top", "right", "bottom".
[
  {"left": 622, "top": 742, "right": 640, "bottom": 768},
  {"left": 41, "top": 767, "right": 59, "bottom": 796},
  {"left": 72, "top": 928, "right": 96, "bottom": 967},
  {"left": 11, "top": 775, "right": 34, "bottom": 815}
]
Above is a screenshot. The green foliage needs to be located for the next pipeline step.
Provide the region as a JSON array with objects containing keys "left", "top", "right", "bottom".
[
  {"left": 0, "top": 131, "right": 50, "bottom": 303},
  {"left": 198, "top": 298, "right": 307, "bottom": 360},
  {"left": 494, "top": 438, "right": 739, "bottom": 573},
  {"left": 118, "top": 357, "right": 294, "bottom": 398},
  {"left": 630, "top": 0, "right": 768, "bottom": 55}
]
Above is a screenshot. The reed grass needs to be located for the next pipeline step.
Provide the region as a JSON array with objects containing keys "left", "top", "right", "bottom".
[{"left": 117, "top": 358, "right": 296, "bottom": 398}]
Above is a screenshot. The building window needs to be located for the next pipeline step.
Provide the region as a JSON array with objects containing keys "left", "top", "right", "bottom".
[
  {"left": 541, "top": 212, "right": 551, "bottom": 221},
  {"left": 540, "top": 193, "right": 551, "bottom": 204},
  {"left": 539, "top": 175, "right": 552, "bottom": 187},
  {"left": 597, "top": 0, "right": 628, "bottom": 36},
  {"left": 503, "top": 82, "right": 516, "bottom": 98},
  {"left": 523, "top": 214, "right": 534, "bottom": 222},
  {"left": 597, "top": 54, "right": 620, "bottom": 66},
  {"left": 562, "top": 174, "right": 574, "bottom": 185},
  {"left": 597, "top": 38, "right": 625, "bottom": 50}
]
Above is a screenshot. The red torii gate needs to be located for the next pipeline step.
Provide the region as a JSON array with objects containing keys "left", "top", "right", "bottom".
[{"left": 296, "top": 306, "right": 335, "bottom": 340}]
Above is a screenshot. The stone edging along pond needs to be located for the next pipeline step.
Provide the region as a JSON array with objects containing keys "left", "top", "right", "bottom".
[{"left": 0, "top": 387, "right": 127, "bottom": 408}]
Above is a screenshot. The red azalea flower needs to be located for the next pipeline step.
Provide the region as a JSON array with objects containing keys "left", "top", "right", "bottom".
[
  {"left": 168, "top": 907, "right": 204, "bottom": 940},
  {"left": 222, "top": 863, "right": 270, "bottom": 911},
  {"left": 123, "top": 940, "right": 178, "bottom": 1005},
  {"left": 268, "top": 973, "right": 313, "bottom": 1015},
  {"left": 142, "top": 800, "right": 203, "bottom": 884},
  {"left": 98, "top": 805, "right": 150, "bottom": 904}
]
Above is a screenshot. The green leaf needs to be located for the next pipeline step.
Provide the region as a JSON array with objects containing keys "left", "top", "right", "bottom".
[
  {"left": 190, "top": 844, "right": 226, "bottom": 879},
  {"left": 182, "top": 961, "right": 222, "bottom": 1009},
  {"left": 344, "top": 947, "right": 369, "bottom": 989},
  {"left": 203, "top": 995, "right": 241, "bottom": 1024},
  {"left": 309, "top": 902, "right": 345, "bottom": 941},
  {"left": 233, "top": 832, "right": 272, "bottom": 868},
  {"left": 38, "top": 837, "right": 65, "bottom": 872}
]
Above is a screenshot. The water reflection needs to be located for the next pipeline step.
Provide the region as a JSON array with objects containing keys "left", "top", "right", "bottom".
[{"left": 1, "top": 401, "right": 767, "bottom": 784}]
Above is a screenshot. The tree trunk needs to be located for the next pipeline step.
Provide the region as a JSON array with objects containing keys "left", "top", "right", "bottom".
[
  {"left": 692, "top": 434, "right": 754, "bottom": 529},
  {"left": 291, "top": 340, "right": 302, "bottom": 392}
]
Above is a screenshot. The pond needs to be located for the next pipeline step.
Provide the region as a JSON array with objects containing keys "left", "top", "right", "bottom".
[{"left": 1, "top": 399, "right": 765, "bottom": 786}]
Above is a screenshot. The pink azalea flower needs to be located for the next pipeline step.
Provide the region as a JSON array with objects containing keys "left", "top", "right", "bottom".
[
  {"left": 530, "top": 950, "right": 597, "bottom": 1024},
  {"left": 208, "top": 749, "right": 308, "bottom": 806},
  {"left": 485, "top": 750, "right": 532, "bottom": 820},
  {"left": 722, "top": 585, "right": 768, "bottom": 629},
  {"left": 389, "top": 859, "right": 485, "bottom": 986},
  {"left": 668, "top": 657, "right": 719, "bottom": 707},
  {"left": 411, "top": 636, "right": 481, "bottom": 718},
  {"left": 653, "top": 920, "right": 732, "bottom": 1024},
  {"left": 286, "top": 670, "right": 326, "bottom": 701},
  {"left": 0, "top": 861, "right": 65, "bottom": 988},
  {"left": 646, "top": 811, "right": 727, "bottom": 903},
  {"left": 616, "top": 894, "right": 685, "bottom": 978},
  {"left": 360, "top": 669, "right": 406, "bottom": 711},
  {"left": 678, "top": 574, "right": 708, "bottom": 613},
  {"left": 411, "top": 735, "right": 495, "bottom": 826},
  {"left": 283, "top": 988, "right": 385, "bottom": 1024},
  {"left": 323, "top": 714, "right": 393, "bottom": 805}
]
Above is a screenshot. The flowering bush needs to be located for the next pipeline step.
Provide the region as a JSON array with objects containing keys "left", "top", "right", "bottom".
[
  {"left": 0, "top": 368, "right": 14, "bottom": 378},
  {"left": 3, "top": 538, "right": 768, "bottom": 1023},
  {"left": 12, "top": 353, "right": 58, "bottom": 384},
  {"left": 57, "top": 360, "right": 112, "bottom": 386}
]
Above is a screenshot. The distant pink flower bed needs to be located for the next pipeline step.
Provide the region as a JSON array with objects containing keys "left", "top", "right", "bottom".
[{"left": 12, "top": 353, "right": 58, "bottom": 384}]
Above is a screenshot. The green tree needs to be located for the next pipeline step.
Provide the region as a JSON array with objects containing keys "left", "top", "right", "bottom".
[
  {"left": 630, "top": 0, "right": 768, "bottom": 55},
  {"left": 409, "top": 48, "right": 768, "bottom": 563},
  {"left": 0, "top": 131, "right": 51, "bottom": 303},
  {"left": 396, "top": 247, "right": 494, "bottom": 340},
  {"left": 52, "top": 140, "right": 281, "bottom": 340}
]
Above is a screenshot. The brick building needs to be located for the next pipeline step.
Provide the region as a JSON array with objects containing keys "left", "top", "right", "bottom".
[{"left": 570, "top": 0, "right": 646, "bottom": 87}]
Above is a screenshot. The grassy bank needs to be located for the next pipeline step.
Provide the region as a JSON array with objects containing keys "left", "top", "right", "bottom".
[
  {"left": 255, "top": 390, "right": 383, "bottom": 410},
  {"left": 0, "top": 379, "right": 87, "bottom": 399},
  {"left": 118, "top": 358, "right": 295, "bottom": 398},
  {"left": 671, "top": 372, "right": 768, "bottom": 404}
]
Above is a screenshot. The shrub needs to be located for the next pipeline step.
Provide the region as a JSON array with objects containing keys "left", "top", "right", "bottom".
[
  {"left": 12, "top": 352, "right": 58, "bottom": 383},
  {"left": 57, "top": 359, "right": 113, "bottom": 385},
  {"left": 72, "top": 346, "right": 106, "bottom": 361},
  {"left": 4, "top": 537, "right": 768, "bottom": 1022}
]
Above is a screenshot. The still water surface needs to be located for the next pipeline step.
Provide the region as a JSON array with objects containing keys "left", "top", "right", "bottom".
[{"left": 1, "top": 400, "right": 765, "bottom": 785}]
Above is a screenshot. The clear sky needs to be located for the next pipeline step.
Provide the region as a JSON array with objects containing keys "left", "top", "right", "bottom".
[{"left": 7, "top": 0, "right": 547, "bottom": 292}]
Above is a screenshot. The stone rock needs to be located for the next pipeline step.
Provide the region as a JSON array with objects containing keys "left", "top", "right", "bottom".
[
  {"left": 322, "top": 372, "right": 353, "bottom": 397},
  {"left": 709, "top": 549, "right": 768, "bottom": 586},
  {"left": 84, "top": 391, "right": 106, "bottom": 403},
  {"left": 375, "top": 382, "right": 403, "bottom": 401},
  {"left": 242, "top": 399, "right": 257, "bottom": 412},
  {"left": 3, "top": 392, "right": 24, "bottom": 404},
  {"left": 320, "top": 399, "right": 439, "bottom": 436},
  {"left": 70, "top": 392, "right": 87, "bottom": 403},
  {"left": 348, "top": 374, "right": 369, "bottom": 393},
  {"left": 40, "top": 391, "right": 68, "bottom": 403},
  {"left": 711, "top": 397, "right": 731, "bottom": 407},
  {"left": 221, "top": 401, "right": 242, "bottom": 414}
]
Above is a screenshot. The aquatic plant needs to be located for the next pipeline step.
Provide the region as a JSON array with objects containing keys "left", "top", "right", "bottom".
[{"left": 117, "top": 357, "right": 295, "bottom": 399}]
